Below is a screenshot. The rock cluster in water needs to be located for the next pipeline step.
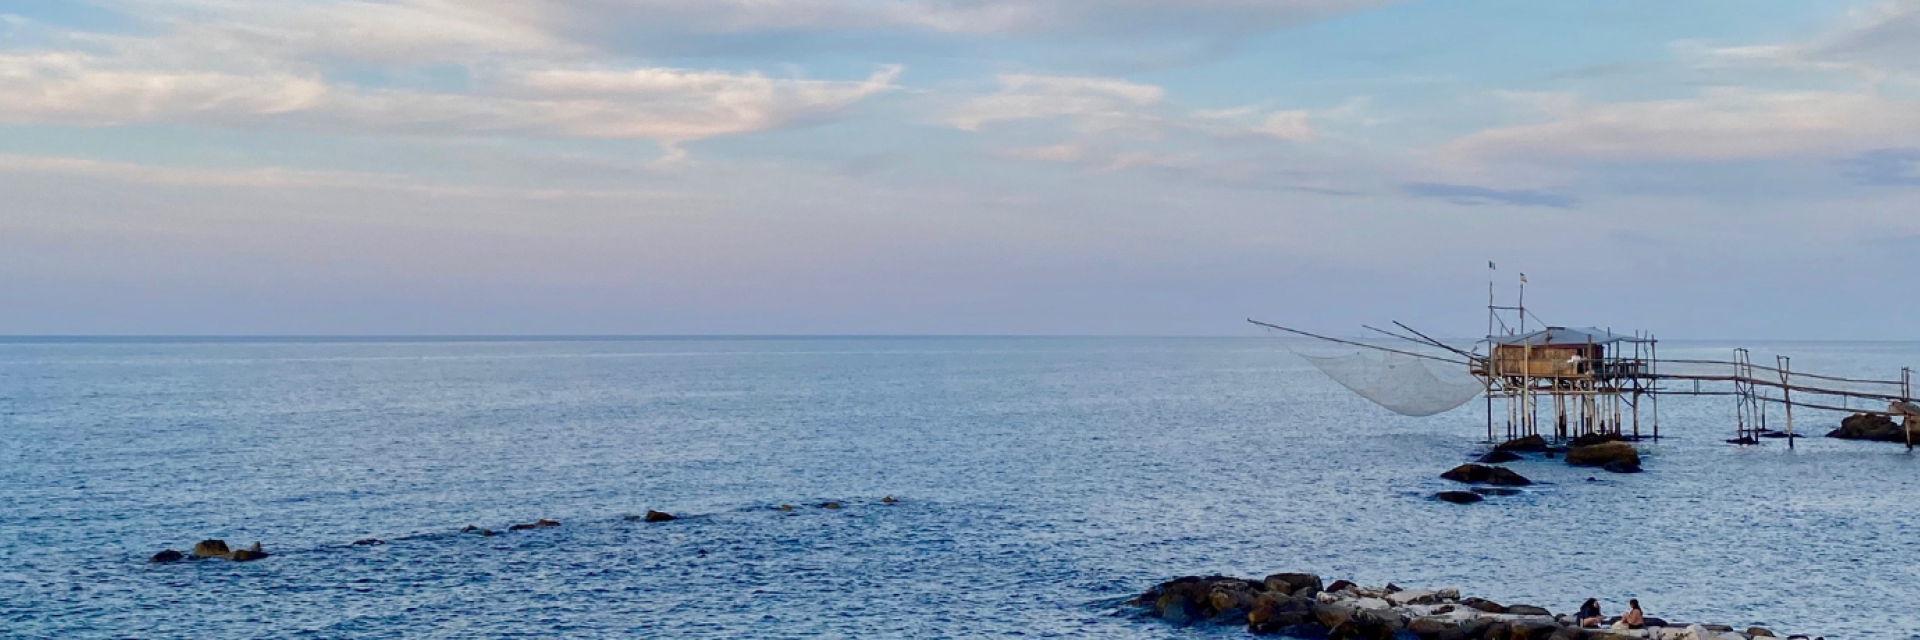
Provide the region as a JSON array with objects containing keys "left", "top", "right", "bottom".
[
  {"left": 1827, "top": 413, "right": 1913, "bottom": 443},
  {"left": 1434, "top": 435, "right": 1649, "bottom": 503},
  {"left": 149, "top": 539, "right": 269, "bottom": 563},
  {"left": 1132, "top": 574, "right": 1815, "bottom": 640}
]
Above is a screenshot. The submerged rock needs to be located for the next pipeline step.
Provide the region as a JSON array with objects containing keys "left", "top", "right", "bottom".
[
  {"left": 1435, "top": 491, "right": 1484, "bottom": 504},
  {"left": 228, "top": 542, "right": 269, "bottom": 562},
  {"left": 1602, "top": 459, "right": 1642, "bottom": 474},
  {"left": 1477, "top": 450, "right": 1523, "bottom": 464},
  {"left": 1495, "top": 434, "right": 1549, "bottom": 453},
  {"left": 881, "top": 496, "right": 899, "bottom": 503},
  {"left": 644, "top": 510, "right": 676, "bottom": 522},
  {"left": 1441, "top": 464, "right": 1534, "bottom": 486},
  {"left": 820, "top": 501, "right": 842, "bottom": 510},
  {"left": 191, "top": 540, "right": 230, "bottom": 559},
  {"left": 1827, "top": 413, "right": 1911, "bottom": 443},
  {"left": 1566, "top": 442, "right": 1640, "bottom": 469},
  {"left": 350, "top": 538, "right": 384, "bottom": 546},
  {"left": 1470, "top": 487, "right": 1523, "bottom": 497},
  {"left": 148, "top": 549, "right": 184, "bottom": 563}
]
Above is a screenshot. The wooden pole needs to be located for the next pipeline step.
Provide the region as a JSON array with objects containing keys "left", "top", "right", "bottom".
[{"left": 1778, "top": 355, "right": 1794, "bottom": 450}]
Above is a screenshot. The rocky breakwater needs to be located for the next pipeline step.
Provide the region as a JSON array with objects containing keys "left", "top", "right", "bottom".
[{"left": 1131, "top": 573, "right": 1815, "bottom": 640}]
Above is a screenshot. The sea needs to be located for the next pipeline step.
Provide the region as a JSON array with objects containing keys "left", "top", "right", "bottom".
[{"left": 2, "top": 337, "right": 1917, "bottom": 639}]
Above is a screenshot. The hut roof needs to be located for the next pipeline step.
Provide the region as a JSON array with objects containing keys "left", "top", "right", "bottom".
[{"left": 1490, "top": 327, "right": 1648, "bottom": 347}]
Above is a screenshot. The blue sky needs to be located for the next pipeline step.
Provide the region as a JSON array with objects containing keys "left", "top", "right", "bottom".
[{"left": 2, "top": 1, "right": 1918, "bottom": 337}]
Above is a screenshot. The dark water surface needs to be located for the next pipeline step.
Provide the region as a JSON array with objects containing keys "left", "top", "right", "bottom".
[{"left": 3, "top": 338, "right": 1917, "bottom": 638}]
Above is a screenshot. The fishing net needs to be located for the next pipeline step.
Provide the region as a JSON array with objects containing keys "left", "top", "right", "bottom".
[{"left": 1291, "top": 344, "right": 1485, "bottom": 417}]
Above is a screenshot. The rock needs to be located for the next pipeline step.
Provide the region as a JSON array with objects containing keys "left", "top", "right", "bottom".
[
  {"left": 1478, "top": 450, "right": 1523, "bottom": 464},
  {"left": 1827, "top": 413, "right": 1911, "bottom": 443},
  {"left": 1497, "top": 434, "right": 1549, "bottom": 452},
  {"left": 1386, "top": 589, "right": 1440, "bottom": 606},
  {"left": 820, "top": 501, "right": 842, "bottom": 509},
  {"left": 537, "top": 519, "right": 560, "bottom": 527},
  {"left": 228, "top": 542, "right": 269, "bottom": 562},
  {"left": 1471, "top": 487, "right": 1522, "bottom": 497},
  {"left": 1747, "top": 627, "right": 1775, "bottom": 637},
  {"left": 1133, "top": 575, "right": 1264, "bottom": 626},
  {"left": 350, "top": 538, "right": 384, "bottom": 546},
  {"left": 1460, "top": 597, "right": 1507, "bottom": 613},
  {"left": 1264, "top": 572, "right": 1325, "bottom": 596},
  {"left": 1602, "top": 459, "right": 1642, "bottom": 474},
  {"left": 1507, "top": 618, "right": 1559, "bottom": 640},
  {"left": 510, "top": 519, "right": 563, "bottom": 530},
  {"left": 1316, "top": 601, "right": 1361, "bottom": 629},
  {"left": 1248, "top": 592, "right": 1317, "bottom": 633},
  {"left": 1440, "top": 464, "right": 1533, "bottom": 486},
  {"left": 191, "top": 540, "right": 231, "bottom": 559},
  {"left": 881, "top": 496, "right": 899, "bottom": 503},
  {"left": 779, "top": 504, "right": 794, "bottom": 512},
  {"left": 508, "top": 523, "right": 536, "bottom": 531},
  {"left": 1547, "top": 628, "right": 1589, "bottom": 640},
  {"left": 1407, "top": 616, "right": 1457, "bottom": 638},
  {"left": 1565, "top": 442, "right": 1640, "bottom": 469},
  {"left": 644, "top": 510, "right": 676, "bottom": 522},
  {"left": 1435, "top": 491, "right": 1484, "bottom": 504},
  {"left": 1506, "top": 604, "right": 1552, "bottom": 617},
  {"left": 1569, "top": 433, "right": 1625, "bottom": 448},
  {"left": 148, "top": 549, "right": 184, "bottom": 563},
  {"left": 1211, "top": 587, "right": 1255, "bottom": 613}
]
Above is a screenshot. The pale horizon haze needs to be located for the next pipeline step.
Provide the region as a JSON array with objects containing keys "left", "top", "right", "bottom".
[{"left": 5, "top": 1, "right": 1919, "bottom": 339}]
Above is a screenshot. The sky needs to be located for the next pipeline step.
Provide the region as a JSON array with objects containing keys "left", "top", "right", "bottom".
[{"left": 2, "top": 0, "right": 1918, "bottom": 338}]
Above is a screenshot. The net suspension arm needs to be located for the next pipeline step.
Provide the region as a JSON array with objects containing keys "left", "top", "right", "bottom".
[{"left": 1247, "top": 319, "right": 1477, "bottom": 367}]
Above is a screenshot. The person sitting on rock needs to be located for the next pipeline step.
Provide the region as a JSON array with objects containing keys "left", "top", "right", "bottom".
[
  {"left": 1617, "top": 599, "right": 1645, "bottom": 629},
  {"left": 1577, "top": 598, "right": 1603, "bottom": 627}
]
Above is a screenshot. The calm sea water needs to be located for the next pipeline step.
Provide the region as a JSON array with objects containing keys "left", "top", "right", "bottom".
[{"left": 3, "top": 337, "right": 1917, "bottom": 639}]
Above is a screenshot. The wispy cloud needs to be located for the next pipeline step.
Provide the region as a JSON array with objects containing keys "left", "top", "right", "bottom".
[
  {"left": 0, "top": 153, "right": 681, "bottom": 201},
  {"left": 0, "top": 46, "right": 900, "bottom": 144},
  {"left": 1401, "top": 182, "right": 1576, "bottom": 208},
  {"left": 1841, "top": 149, "right": 1920, "bottom": 186},
  {"left": 1446, "top": 89, "right": 1920, "bottom": 164}
]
